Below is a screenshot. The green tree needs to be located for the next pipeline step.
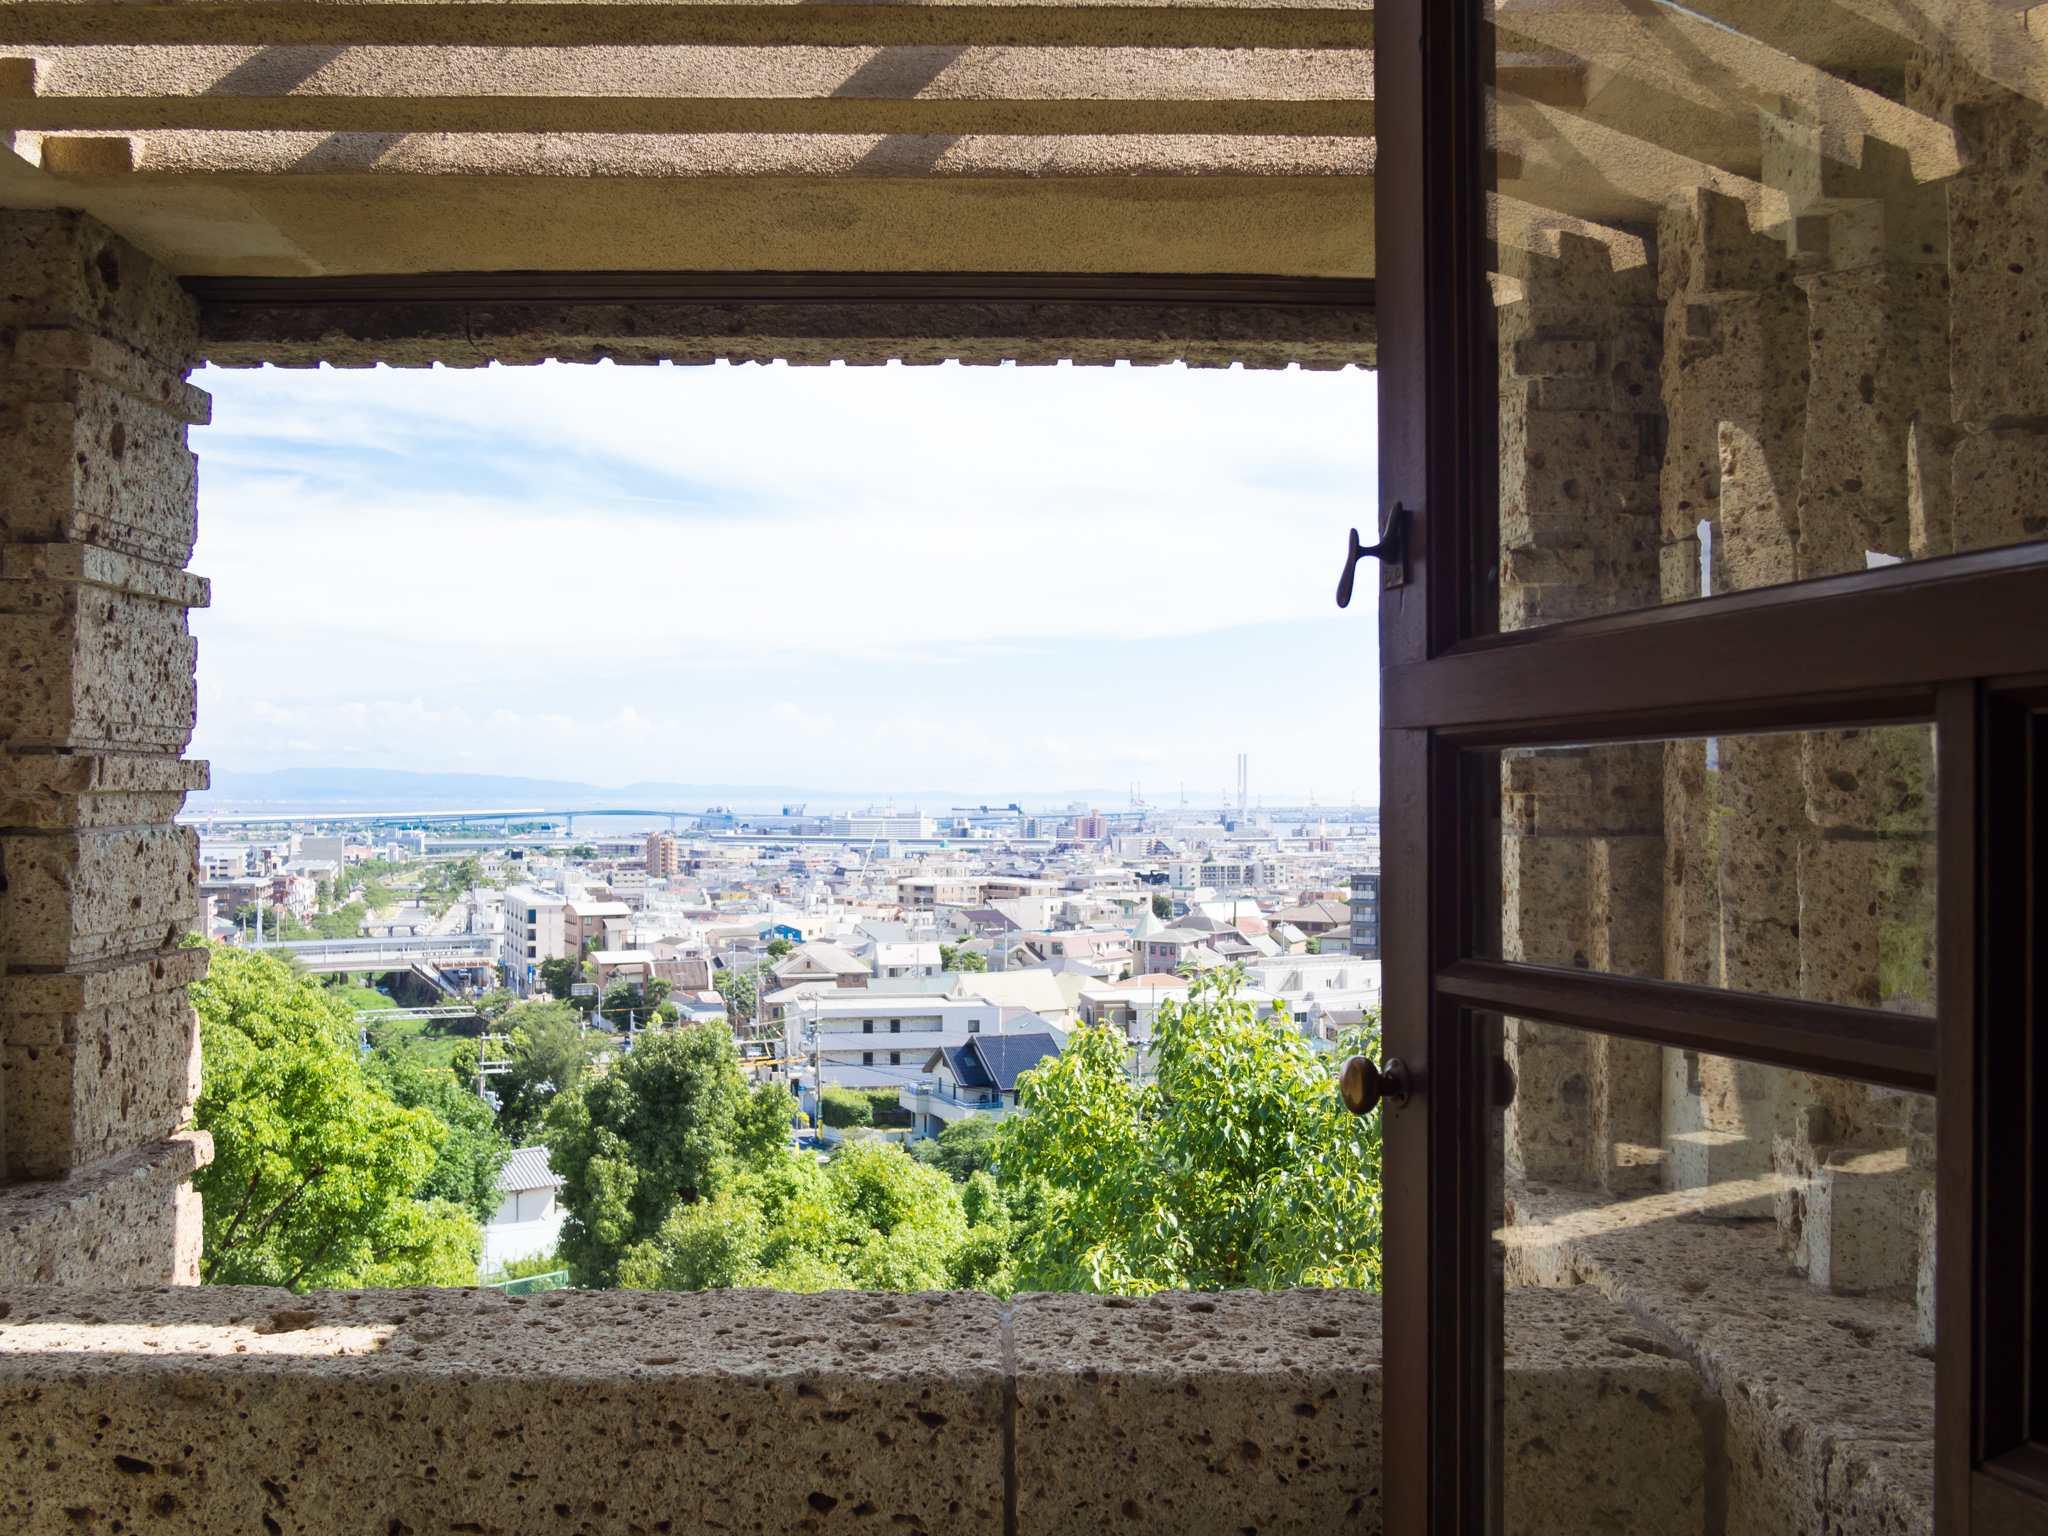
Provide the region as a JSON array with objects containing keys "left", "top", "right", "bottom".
[
  {"left": 940, "top": 944, "right": 989, "bottom": 973},
  {"left": 1305, "top": 936, "right": 1323, "bottom": 955},
  {"left": 364, "top": 1047, "right": 514, "bottom": 1224},
  {"left": 766, "top": 937, "right": 794, "bottom": 960},
  {"left": 713, "top": 966, "right": 757, "bottom": 1024},
  {"left": 541, "top": 1025, "right": 748, "bottom": 1287},
  {"left": 496, "top": 1000, "right": 602, "bottom": 1141},
  {"left": 191, "top": 945, "right": 480, "bottom": 1290},
  {"left": 537, "top": 956, "right": 579, "bottom": 1001},
  {"left": 1151, "top": 892, "right": 1173, "bottom": 919},
  {"left": 998, "top": 966, "right": 1382, "bottom": 1295},
  {"left": 910, "top": 1115, "right": 1002, "bottom": 1181}
]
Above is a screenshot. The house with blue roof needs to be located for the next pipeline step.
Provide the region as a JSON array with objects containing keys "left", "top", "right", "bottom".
[{"left": 902, "top": 1031, "right": 1063, "bottom": 1136}]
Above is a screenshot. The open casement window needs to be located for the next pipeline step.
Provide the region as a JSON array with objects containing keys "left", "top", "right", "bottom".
[{"left": 1372, "top": 0, "right": 2048, "bottom": 1530}]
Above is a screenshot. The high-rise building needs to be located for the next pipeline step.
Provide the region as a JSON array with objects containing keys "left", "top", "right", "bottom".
[{"left": 645, "top": 830, "right": 681, "bottom": 877}]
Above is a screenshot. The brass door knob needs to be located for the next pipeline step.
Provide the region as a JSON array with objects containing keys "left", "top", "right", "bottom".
[{"left": 1339, "top": 1055, "right": 1411, "bottom": 1116}]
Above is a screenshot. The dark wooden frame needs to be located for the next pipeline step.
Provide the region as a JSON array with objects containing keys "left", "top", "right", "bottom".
[{"left": 1373, "top": 0, "right": 2048, "bottom": 1531}]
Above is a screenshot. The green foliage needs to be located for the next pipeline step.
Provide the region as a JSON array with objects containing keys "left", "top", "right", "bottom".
[
  {"left": 1304, "top": 936, "right": 1322, "bottom": 955},
  {"left": 998, "top": 966, "right": 1382, "bottom": 1295},
  {"left": 537, "top": 956, "right": 578, "bottom": 1001},
  {"left": 191, "top": 945, "right": 481, "bottom": 1290},
  {"left": 713, "top": 966, "right": 757, "bottom": 1023},
  {"left": 364, "top": 1047, "right": 513, "bottom": 1224},
  {"left": 910, "top": 1115, "right": 1003, "bottom": 1181},
  {"left": 730, "top": 1080, "right": 800, "bottom": 1162},
  {"left": 570, "top": 844, "right": 597, "bottom": 860},
  {"left": 766, "top": 938, "right": 794, "bottom": 960},
  {"left": 482, "top": 1247, "right": 565, "bottom": 1285},
  {"left": 939, "top": 944, "right": 988, "bottom": 973},
  {"left": 495, "top": 1000, "right": 603, "bottom": 1141},
  {"left": 819, "top": 1082, "right": 872, "bottom": 1129},
  {"left": 541, "top": 1025, "right": 747, "bottom": 1287},
  {"left": 1151, "top": 892, "right": 1173, "bottom": 919}
]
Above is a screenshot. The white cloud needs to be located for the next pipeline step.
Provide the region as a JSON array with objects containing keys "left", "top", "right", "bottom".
[{"left": 190, "top": 360, "right": 1381, "bottom": 798}]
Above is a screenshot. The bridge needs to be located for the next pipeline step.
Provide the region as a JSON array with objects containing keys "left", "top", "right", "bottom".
[
  {"left": 252, "top": 934, "right": 497, "bottom": 974},
  {"left": 184, "top": 807, "right": 707, "bottom": 835}
]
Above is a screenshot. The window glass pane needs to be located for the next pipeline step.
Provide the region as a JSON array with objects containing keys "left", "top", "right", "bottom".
[
  {"left": 1478, "top": 724, "right": 1935, "bottom": 1010},
  {"left": 1495, "top": 1022, "right": 1935, "bottom": 1531},
  {"left": 1485, "top": 0, "right": 2048, "bottom": 634}
]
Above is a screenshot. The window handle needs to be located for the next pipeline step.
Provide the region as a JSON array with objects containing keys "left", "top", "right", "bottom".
[
  {"left": 1336, "top": 503, "right": 1410, "bottom": 606},
  {"left": 1339, "top": 1055, "right": 1412, "bottom": 1116}
]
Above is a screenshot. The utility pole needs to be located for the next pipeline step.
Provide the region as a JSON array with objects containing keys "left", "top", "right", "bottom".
[{"left": 476, "top": 1031, "right": 514, "bottom": 1105}]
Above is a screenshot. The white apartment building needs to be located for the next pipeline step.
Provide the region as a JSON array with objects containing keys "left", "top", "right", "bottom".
[
  {"left": 504, "top": 887, "right": 570, "bottom": 989},
  {"left": 853, "top": 937, "right": 943, "bottom": 982},
  {"left": 831, "top": 812, "right": 936, "bottom": 840},
  {"left": 1167, "top": 857, "right": 1278, "bottom": 889},
  {"left": 781, "top": 993, "right": 1011, "bottom": 1105}
]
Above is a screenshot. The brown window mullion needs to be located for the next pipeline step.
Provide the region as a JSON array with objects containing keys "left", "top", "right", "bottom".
[
  {"left": 1435, "top": 957, "right": 1937, "bottom": 1093},
  {"left": 1388, "top": 544, "right": 2048, "bottom": 735}
]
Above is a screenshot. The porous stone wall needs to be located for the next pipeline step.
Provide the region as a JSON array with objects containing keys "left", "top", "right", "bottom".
[
  {"left": 0, "top": 1283, "right": 1709, "bottom": 1536},
  {"left": 0, "top": 207, "right": 212, "bottom": 1284}
]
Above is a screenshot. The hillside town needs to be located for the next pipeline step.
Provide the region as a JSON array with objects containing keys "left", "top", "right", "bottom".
[{"left": 191, "top": 799, "right": 1383, "bottom": 1137}]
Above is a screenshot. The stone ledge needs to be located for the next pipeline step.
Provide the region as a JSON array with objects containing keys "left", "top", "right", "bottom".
[
  {"left": 0, "top": 753, "right": 210, "bottom": 831},
  {"left": 0, "top": 944, "right": 207, "bottom": 1018},
  {"left": 11, "top": 327, "right": 212, "bottom": 426},
  {"left": 0, "top": 1283, "right": 1706, "bottom": 1535},
  {"left": 0, "top": 544, "right": 211, "bottom": 610},
  {"left": 1504, "top": 1175, "right": 1933, "bottom": 1536},
  {"left": 0, "top": 1131, "right": 209, "bottom": 1287}
]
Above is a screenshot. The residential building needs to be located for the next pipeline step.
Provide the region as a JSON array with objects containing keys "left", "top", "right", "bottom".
[
  {"left": 829, "top": 811, "right": 935, "bottom": 840},
  {"left": 484, "top": 1146, "right": 565, "bottom": 1271},
  {"left": 561, "top": 897, "right": 632, "bottom": 954},
  {"left": 645, "top": 831, "right": 681, "bottom": 877},
  {"left": 770, "top": 942, "right": 873, "bottom": 989},
  {"left": 503, "top": 887, "right": 570, "bottom": 987},
  {"left": 589, "top": 950, "right": 655, "bottom": 989},
  {"left": 902, "top": 1032, "right": 1063, "bottom": 1135},
  {"left": 1348, "top": 871, "right": 1380, "bottom": 959},
  {"left": 896, "top": 876, "right": 985, "bottom": 910},
  {"left": 782, "top": 994, "right": 1002, "bottom": 1103}
]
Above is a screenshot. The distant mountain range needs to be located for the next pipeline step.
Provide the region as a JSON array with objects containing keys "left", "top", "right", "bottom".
[{"left": 186, "top": 767, "right": 1119, "bottom": 814}]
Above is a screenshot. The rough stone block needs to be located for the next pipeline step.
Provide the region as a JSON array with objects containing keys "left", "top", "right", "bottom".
[
  {"left": 1506, "top": 1176, "right": 1933, "bottom": 1536},
  {"left": 0, "top": 825, "right": 199, "bottom": 967},
  {"left": 1501, "top": 1286, "right": 1708, "bottom": 1536},
  {"left": 0, "top": 210, "right": 199, "bottom": 372},
  {"left": 0, "top": 751, "right": 209, "bottom": 831},
  {"left": 0, "top": 394, "right": 201, "bottom": 566},
  {"left": 0, "top": 1286, "right": 1006, "bottom": 1533},
  {"left": 1012, "top": 1288, "right": 1379, "bottom": 1534},
  {"left": 0, "top": 1131, "right": 210, "bottom": 1287},
  {"left": 1797, "top": 838, "right": 1934, "bottom": 1013},
  {"left": 1949, "top": 424, "right": 2048, "bottom": 552},
  {"left": 3, "top": 982, "right": 200, "bottom": 1179},
  {"left": 0, "top": 579, "right": 198, "bottom": 752},
  {"left": 1793, "top": 264, "right": 1951, "bottom": 579}
]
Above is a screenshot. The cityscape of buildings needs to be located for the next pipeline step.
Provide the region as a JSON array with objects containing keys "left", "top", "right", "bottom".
[{"left": 190, "top": 787, "right": 1382, "bottom": 1134}]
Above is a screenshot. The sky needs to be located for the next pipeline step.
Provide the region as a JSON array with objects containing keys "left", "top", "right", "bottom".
[{"left": 189, "top": 359, "right": 1381, "bottom": 807}]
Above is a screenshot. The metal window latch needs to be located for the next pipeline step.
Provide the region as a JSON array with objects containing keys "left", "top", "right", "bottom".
[
  {"left": 1339, "top": 1055, "right": 1412, "bottom": 1117},
  {"left": 1336, "top": 503, "right": 1410, "bottom": 605}
]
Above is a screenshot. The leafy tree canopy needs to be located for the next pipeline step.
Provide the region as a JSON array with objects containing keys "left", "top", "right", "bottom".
[
  {"left": 364, "top": 1046, "right": 514, "bottom": 1224},
  {"left": 541, "top": 1025, "right": 748, "bottom": 1287},
  {"left": 997, "top": 967, "right": 1381, "bottom": 1295},
  {"left": 939, "top": 944, "right": 988, "bottom": 973},
  {"left": 537, "top": 956, "right": 579, "bottom": 1002},
  {"left": 1151, "top": 892, "right": 1174, "bottom": 919},
  {"left": 492, "top": 999, "right": 605, "bottom": 1141},
  {"left": 910, "top": 1115, "right": 1002, "bottom": 1181},
  {"left": 191, "top": 945, "right": 480, "bottom": 1290}
]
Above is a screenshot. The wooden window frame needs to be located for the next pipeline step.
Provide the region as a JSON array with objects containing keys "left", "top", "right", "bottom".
[{"left": 1373, "top": 0, "right": 2048, "bottom": 1531}]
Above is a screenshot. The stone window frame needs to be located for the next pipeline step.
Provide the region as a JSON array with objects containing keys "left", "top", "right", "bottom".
[{"left": 1372, "top": 0, "right": 2048, "bottom": 1526}]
